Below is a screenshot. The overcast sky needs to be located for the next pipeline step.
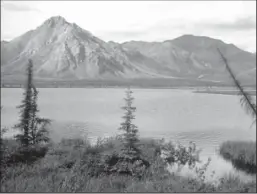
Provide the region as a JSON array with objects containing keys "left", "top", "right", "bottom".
[{"left": 1, "top": 1, "right": 256, "bottom": 52}]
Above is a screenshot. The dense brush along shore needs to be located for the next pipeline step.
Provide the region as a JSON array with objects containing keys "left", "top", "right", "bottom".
[{"left": 1, "top": 136, "right": 256, "bottom": 192}]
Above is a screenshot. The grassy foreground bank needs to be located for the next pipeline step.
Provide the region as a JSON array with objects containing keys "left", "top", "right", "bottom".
[
  {"left": 219, "top": 141, "right": 256, "bottom": 174},
  {"left": 1, "top": 136, "right": 256, "bottom": 192}
]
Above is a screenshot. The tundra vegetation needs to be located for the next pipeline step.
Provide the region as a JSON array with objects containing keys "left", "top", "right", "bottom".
[{"left": 0, "top": 58, "right": 256, "bottom": 192}]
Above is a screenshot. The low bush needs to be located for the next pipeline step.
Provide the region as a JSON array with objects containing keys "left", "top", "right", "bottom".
[{"left": 1, "top": 139, "right": 48, "bottom": 165}]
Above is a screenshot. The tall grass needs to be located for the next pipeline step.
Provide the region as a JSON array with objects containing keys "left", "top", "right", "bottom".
[{"left": 220, "top": 141, "right": 256, "bottom": 174}]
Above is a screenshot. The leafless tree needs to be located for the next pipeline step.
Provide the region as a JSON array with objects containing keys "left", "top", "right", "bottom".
[{"left": 217, "top": 48, "right": 256, "bottom": 127}]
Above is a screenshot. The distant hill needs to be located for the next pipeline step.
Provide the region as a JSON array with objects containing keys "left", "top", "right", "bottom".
[{"left": 1, "top": 16, "right": 256, "bottom": 86}]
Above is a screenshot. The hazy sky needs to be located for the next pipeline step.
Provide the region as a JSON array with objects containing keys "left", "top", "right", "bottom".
[{"left": 1, "top": 1, "right": 256, "bottom": 52}]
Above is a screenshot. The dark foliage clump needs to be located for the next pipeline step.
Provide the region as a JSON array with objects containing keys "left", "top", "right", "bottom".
[{"left": 6, "top": 145, "right": 48, "bottom": 165}]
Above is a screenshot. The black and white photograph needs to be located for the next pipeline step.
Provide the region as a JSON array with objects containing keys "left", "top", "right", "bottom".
[{"left": 1, "top": 0, "right": 256, "bottom": 192}]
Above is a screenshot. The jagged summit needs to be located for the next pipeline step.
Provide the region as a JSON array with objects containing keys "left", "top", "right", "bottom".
[
  {"left": 43, "top": 15, "right": 68, "bottom": 26},
  {"left": 50, "top": 15, "right": 66, "bottom": 21},
  {"left": 38, "top": 16, "right": 93, "bottom": 38}
]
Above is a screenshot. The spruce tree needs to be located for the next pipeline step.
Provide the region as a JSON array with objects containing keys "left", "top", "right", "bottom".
[
  {"left": 30, "top": 86, "right": 50, "bottom": 145},
  {"left": 30, "top": 86, "right": 38, "bottom": 144},
  {"left": 103, "top": 87, "right": 149, "bottom": 177},
  {"left": 14, "top": 60, "right": 50, "bottom": 147},
  {"left": 14, "top": 60, "right": 34, "bottom": 147},
  {"left": 119, "top": 87, "right": 141, "bottom": 160}
]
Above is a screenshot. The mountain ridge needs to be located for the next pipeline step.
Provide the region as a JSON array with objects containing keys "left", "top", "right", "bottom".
[{"left": 1, "top": 16, "right": 256, "bottom": 85}]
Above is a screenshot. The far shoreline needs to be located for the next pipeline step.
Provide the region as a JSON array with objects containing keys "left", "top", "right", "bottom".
[
  {"left": 1, "top": 86, "right": 256, "bottom": 96},
  {"left": 194, "top": 90, "right": 256, "bottom": 96}
]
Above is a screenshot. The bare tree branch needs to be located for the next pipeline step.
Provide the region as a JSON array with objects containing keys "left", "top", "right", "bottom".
[{"left": 217, "top": 48, "right": 256, "bottom": 125}]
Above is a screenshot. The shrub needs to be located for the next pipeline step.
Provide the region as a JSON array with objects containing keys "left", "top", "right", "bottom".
[
  {"left": 5, "top": 145, "right": 48, "bottom": 165},
  {"left": 158, "top": 141, "right": 202, "bottom": 169}
]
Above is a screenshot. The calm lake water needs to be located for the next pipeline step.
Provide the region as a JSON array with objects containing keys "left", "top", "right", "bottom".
[{"left": 1, "top": 88, "right": 256, "bottom": 182}]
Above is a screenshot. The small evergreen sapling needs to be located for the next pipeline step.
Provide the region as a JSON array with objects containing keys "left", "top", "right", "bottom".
[
  {"left": 102, "top": 87, "right": 149, "bottom": 177},
  {"left": 119, "top": 87, "right": 141, "bottom": 159}
]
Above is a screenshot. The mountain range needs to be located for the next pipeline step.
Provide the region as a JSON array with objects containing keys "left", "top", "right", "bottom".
[{"left": 1, "top": 16, "right": 256, "bottom": 85}]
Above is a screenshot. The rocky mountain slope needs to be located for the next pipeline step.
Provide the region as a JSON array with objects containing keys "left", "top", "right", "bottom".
[
  {"left": 121, "top": 36, "right": 256, "bottom": 81},
  {"left": 1, "top": 16, "right": 256, "bottom": 84}
]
